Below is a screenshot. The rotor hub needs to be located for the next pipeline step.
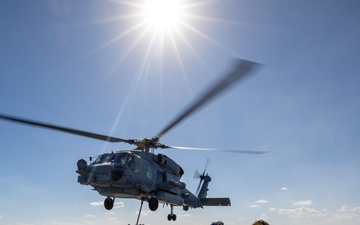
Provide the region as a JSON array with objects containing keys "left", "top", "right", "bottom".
[{"left": 131, "top": 138, "right": 169, "bottom": 151}]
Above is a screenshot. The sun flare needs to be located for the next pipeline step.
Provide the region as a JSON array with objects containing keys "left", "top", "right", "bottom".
[
  {"left": 142, "top": 0, "right": 184, "bottom": 33},
  {"left": 90, "top": 0, "right": 232, "bottom": 76}
]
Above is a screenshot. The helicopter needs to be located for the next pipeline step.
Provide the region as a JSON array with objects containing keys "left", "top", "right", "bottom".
[{"left": 0, "top": 59, "right": 265, "bottom": 222}]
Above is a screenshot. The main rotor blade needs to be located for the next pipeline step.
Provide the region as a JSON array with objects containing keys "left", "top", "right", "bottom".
[
  {"left": 0, "top": 114, "right": 130, "bottom": 143},
  {"left": 156, "top": 59, "right": 261, "bottom": 139},
  {"left": 170, "top": 146, "right": 267, "bottom": 154},
  {"left": 203, "top": 158, "right": 210, "bottom": 174}
]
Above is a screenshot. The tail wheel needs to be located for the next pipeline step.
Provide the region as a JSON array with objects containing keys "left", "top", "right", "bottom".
[
  {"left": 167, "top": 214, "right": 177, "bottom": 221},
  {"left": 148, "top": 197, "right": 159, "bottom": 211}
]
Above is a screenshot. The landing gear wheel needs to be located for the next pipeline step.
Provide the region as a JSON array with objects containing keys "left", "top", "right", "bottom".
[
  {"left": 168, "top": 204, "right": 176, "bottom": 221},
  {"left": 167, "top": 214, "right": 177, "bottom": 221},
  {"left": 148, "top": 197, "right": 159, "bottom": 211},
  {"left": 104, "top": 197, "right": 114, "bottom": 210}
]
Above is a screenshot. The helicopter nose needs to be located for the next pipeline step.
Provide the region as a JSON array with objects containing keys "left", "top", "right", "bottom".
[{"left": 111, "top": 167, "right": 124, "bottom": 181}]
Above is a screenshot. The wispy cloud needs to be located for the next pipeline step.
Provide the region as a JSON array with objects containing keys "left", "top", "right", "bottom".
[
  {"left": 108, "top": 217, "right": 122, "bottom": 223},
  {"left": 84, "top": 214, "right": 96, "bottom": 218},
  {"left": 281, "top": 187, "right": 288, "bottom": 191},
  {"left": 90, "top": 201, "right": 103, "bottom": 206},
  {"left": 273, "top": 204, "right": 360, "bottom": 223},
  {"left": 338, "top": 205, "right": 360, "bottom": 212},
  {"left": 174, "top": 213, "right": 193, "bottom": 220},
  {"left": 293, "top": 200, "right": 312, "bottom": 206},
  {"left": 113, "top": 202, "right": 124, "bottom": 208},
  {"left": 330, "top": 205, "right": 360, "bottom": 222},
  {"left": 250, "top": 199, "right": 269, "bottom": 208},
  {"left": 256, "top": 199, "right": 269, "bottom": 204},
  {"left": 89, "top": 201, "right": 124, "bottom": 208},
  {"left": 259, "top": 213, "right": 269, "bottom": 221},
  {"left": 278, "top": 207, "right": 327, "bottom": 218},
  {"left": 134, "top": 209, "right": 151, "bottom": 216}
]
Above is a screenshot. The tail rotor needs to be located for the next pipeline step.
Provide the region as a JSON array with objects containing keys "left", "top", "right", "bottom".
[{"left": 194, "top": 158, "right": 210, "bottom": 195}]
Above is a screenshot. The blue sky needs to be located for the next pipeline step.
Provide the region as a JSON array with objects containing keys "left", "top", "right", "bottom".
[{"left": 1, "top": 0, "right": 360, "bottom": 225}]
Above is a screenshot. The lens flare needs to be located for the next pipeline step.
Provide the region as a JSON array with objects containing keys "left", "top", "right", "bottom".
[{"left": 142, "top": 0, "right": 184, "bottom": 32}]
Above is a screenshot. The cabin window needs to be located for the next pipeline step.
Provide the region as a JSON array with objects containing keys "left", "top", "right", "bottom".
[{"left": 128, "top": 154, "right": 140, "bottom": 173}]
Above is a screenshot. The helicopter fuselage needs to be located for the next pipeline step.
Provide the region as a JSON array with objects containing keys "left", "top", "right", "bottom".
[{"left": 76, "top": 150, "right": 201, "bottom": 209}]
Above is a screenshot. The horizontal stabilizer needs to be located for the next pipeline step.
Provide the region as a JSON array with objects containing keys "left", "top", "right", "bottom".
[{"left": 203, "top": 198, "right": 231, "bottom": 206}]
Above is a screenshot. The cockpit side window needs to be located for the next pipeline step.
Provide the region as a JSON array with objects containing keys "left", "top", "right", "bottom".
[
  {"left": 114, "top": 153, "right": 131, "bottom": 165},
  {"left": 120, "top": 154, "right": 128, "bottom": 165}
]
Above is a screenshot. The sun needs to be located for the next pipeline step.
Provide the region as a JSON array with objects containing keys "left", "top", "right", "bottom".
[
  {"left": 89, "top": 0, "right": 233, "bottom": 75},
  {"left": 142, "top": 0, "right": 185, "bottom": 33}
]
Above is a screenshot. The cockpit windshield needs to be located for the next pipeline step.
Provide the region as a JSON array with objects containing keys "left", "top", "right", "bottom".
[
  {"left": 91, "top": 153, "right": 114, "bottom": 165},
  {"left": 90, "top": 152, "right": 132, "bottom": 166}
]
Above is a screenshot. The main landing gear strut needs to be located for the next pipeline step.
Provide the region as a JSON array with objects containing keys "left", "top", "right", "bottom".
[
  {"left": 148, "top": 197, "right": 176, "bottom": 221},
  {"left": 167, "top": 204, "right": 177, "bottom": 221}
]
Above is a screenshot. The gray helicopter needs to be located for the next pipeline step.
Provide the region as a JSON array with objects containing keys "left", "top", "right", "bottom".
[{"left": 0, "top": 59, "right": 265, "bottom": 222}]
